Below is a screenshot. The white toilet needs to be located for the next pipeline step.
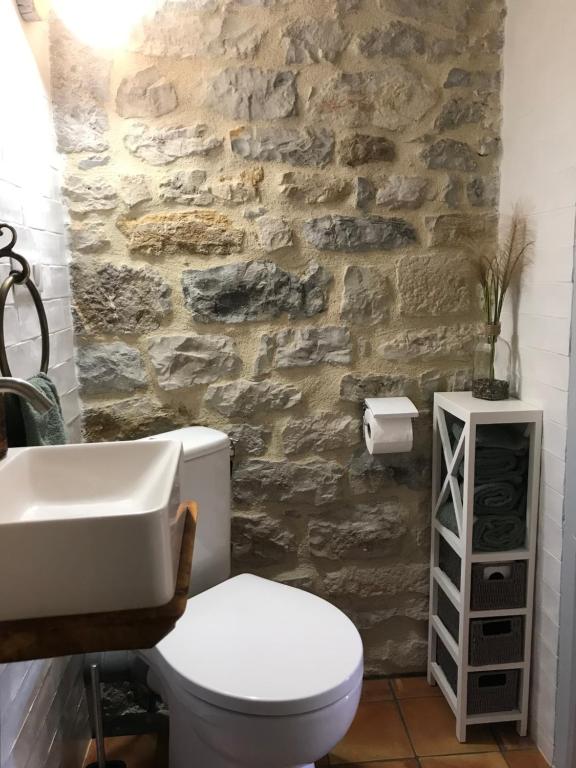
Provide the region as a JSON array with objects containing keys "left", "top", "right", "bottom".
[{"left": 141, "top": 427, "right": 363, "bottom": 768}]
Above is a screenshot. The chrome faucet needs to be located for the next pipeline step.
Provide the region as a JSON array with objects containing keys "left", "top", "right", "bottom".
[{"left": 0, "top": 378, "right": 52, "bottom": 459}]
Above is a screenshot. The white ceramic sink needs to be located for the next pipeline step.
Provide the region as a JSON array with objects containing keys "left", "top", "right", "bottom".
[{"left": 0, "top": 440, "right": 183, "bottom": 622}]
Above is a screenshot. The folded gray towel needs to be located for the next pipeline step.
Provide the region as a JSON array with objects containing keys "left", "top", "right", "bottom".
[
  {"left": 473, "top": 515, "right": 526, "bottom": 552},
  {"left": 474, "top": 481, "right": 524, "bottom": 516},
  {"left": 21, "top": 373, "right": 67, "bottom": 446},
  {"left": 437, "top": 500, "right": 459, "bottom": 536},
  {"left": 452, "top": 422, "right": 529, "bottom": 454}
]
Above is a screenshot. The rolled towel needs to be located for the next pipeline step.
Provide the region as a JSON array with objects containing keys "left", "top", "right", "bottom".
[
  {"left": 474, "top": 481, "right": 523, "bottom": 516},
  {"left": 452, "top": 421, "right": 529, "bottom": 454},
  {"left": 473, "top": 515, "right": 526, "bottom": 552},
  {"left": 437, "top": 500, "right": 459, "bottom": 536}
]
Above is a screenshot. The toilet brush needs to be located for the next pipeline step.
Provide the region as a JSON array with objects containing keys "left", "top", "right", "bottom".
[{"left": 86, "top": 664, "right": 127, "bottom": 768}]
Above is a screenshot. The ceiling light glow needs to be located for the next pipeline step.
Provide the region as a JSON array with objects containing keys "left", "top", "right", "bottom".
[{"left": 51, "top": 0, "right": 161, "bottom": 49}]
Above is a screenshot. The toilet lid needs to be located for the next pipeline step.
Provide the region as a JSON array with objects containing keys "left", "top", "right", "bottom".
[{"left": 153, "top": 574, "right": 363, "bottom": 716}]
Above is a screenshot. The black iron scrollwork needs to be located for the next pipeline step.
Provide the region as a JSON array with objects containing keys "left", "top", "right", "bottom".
[{"left": 0, "top": 223, "right": 50, "bottom": 377}]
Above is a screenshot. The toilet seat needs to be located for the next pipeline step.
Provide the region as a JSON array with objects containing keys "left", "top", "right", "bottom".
[{"left": 151, "top": 574, "right": 363, "bottom": 717}]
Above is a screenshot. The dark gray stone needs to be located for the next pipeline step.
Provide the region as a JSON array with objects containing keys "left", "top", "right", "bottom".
[
  {"left": 232, "top": 513, "right": 295, "bottom": 566},
  {"left": 308, "top": 502, "right": 407, "bottom": 559},
  {"left": 228, "top": 424, "right": 270, "bottom": 456},
  {"left": 206, "top": 67, "right": 297, "bottom": 120},
  {"left": 444, "top": 68, "right": 497, "bottom": 89},
  {"left": 354, "top": 177, "right": 376, "bottom": 209},
  {"left": 116, "top": 66, "right": 178, "bottom": 118},
  {"left": 358, "top": 21, "right": 425, "bottom": 58},
  {"left": 421, "top": 139, "right": 478, "bottom": 171},
  {"left": 283, "top": 19, "right": 349, "bottom": 63},
  {"left": 233, "top": 458, "right": 344, "bottom": 506},
  {"left": 440, "top": 175, "right": 462, "bottom": 208},
  {"left": 230, "top": 126, "right": 334, "bottom": 167},
  {"left": 181, "top": 261, "right": 331, "bottom": 323},
  {"left": 340, "top": 372, "right": 416, "bottom": 402},
  {"left": 204, "top": 379, "right": 302, "bottom": 417},
  {"left": 72, "top": 263, "right": 171, "bottom": 336},
  {"left": 381, "top": 0, "right": 470, "bottom": 32},
  {"left": 303, "top": 215, "right": 417, "bottom": 251},
  {"left": 77, "top": 342, "right": 147, "bottom": 395},
  {"left": 435, "top": 98, "right": 486, "bottom": 131},
  {"left": 282, "top": 413, "right": 361, "bottom": 455},
  {"left": 124, "top": 124, "right": 223, "bottom": 165},
  {"left": 323, "top": 563, "right": 429, "bottom": 600},
  {"left": 148, "top": 334, "right": 241, "bottom": 389},
  {"left": 348, "top": 450, "right": 430, "bottom": 493},
  {"left": 340, "top": 266, "right": 391, "bottom": 325},
  {"left": 338, "top": 134, "right": 396, "bottom": 166},
  {"left": 467, "top": 176, "right": 499, "bottom": 207}
]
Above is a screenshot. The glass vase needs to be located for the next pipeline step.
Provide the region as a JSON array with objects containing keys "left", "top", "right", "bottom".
[{"left": 472, "top": 324, "right": 511, "bottom": 401}]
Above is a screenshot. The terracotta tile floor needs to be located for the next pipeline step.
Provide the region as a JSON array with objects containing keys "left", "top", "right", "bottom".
[{"left": 83, "top": 678, "right": 549, "bottom": 768}]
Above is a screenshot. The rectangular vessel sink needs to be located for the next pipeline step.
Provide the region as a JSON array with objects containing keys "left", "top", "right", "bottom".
[{"left": 0, "top": 440, "right": 183, "bottom": 622}]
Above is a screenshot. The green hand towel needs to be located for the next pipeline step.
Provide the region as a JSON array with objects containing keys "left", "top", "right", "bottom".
[{"left": 21, "top": 373, "right": 67, "bottom": 446}]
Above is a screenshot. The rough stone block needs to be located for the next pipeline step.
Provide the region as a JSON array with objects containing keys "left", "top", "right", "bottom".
[
  {"left": 116, "top": 66, "right": 178, "bottom": 118},
  {"left": 233, "top": 458, "right": 344, "bottom": 506},
  {"left": 378, "top": 324, "right": 477, "bottom": 359},
  {"left": 338, "top": 134, "right": 396, "bottom": 166},
  {"left": 282, "top": 413, "right": 361, "bottom": 455},
  {"left": 426, "top": 213, "right": 494, "bottom": 245},
  {"left": 228, "top": 424, "right": 270, "bottom": 456},
  {"left": 303, "top": 215, "right": 417, "bottom": 251},
  {"left": 82, "top": 397, "right": 188, "bottom": 442},
  {"left": 119, "top": 175, "right": 152, "bottom": 208},
  {"left": 279, "top": 172, "right": 351, "bottom": 204},
  {"left": 308, "top": 502, "right": 407, "bottom": 559},
  {"left": 124, "top": 124, "right": 223, "bottom": 165},
  {"left": 421, "top": 139, "right": 478, "bottom": 171},
  {"left": 206, "top": 67, "right": 297, "bottom": 120},
  {"left": 124, "top": 211, "right": 245, "bottom": 256},
  {"left": 255, "top": 327, "right": 352, "bottom": 374},
  {"left": 77, "top": 342, "right": 147, "bottom": 395},
  {"left": 204, "top": 379, "right": 302, "bottom": 417},
  {"left": 63, "top": 176, "right": 117, "bottom": 215},
  {"left": 435, "top": 97, "right": 486, "bottom": 132},
  {"left": 375, "top": 176, "right": 429, "bottom": 210},
  {"left": 396, "top": 254, "right": 472, "bottom": 316},
  {"left": 358, "top": 21, "right": 425, "bottom": 58},
  {"left": 232, "top": 512, "right": 295, "bottom": 566},
  {"left": 148, "top": 333, "right": 241, "bottom": 389},
  {"left": 340, "top": 265, "right": 391, "bottom": 325},
  {"left": 181, "top": 261, "right": 330, "bottom": 323},
  {"left": 283, "top": 19, "right": 349, "bottom": 63},
  {"left": 256, "top": 215, "right": 293, "bottom": 252},
  {"left": 72, "top": 263, "right": 171, "bottom": 336},
  {"left": 308, "top": 67, "right": 437, "bottom": 131},
  {"left": 230, "top": 126, "right": 334, "bottom": 167}
]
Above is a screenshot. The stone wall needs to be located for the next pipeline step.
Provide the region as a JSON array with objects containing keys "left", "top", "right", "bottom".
[{"left": 49, "top": 0, "right": 504, "bottom": 674}]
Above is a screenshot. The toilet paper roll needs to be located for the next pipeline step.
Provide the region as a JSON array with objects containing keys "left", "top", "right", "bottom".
[{"left": 363, "top": 410, "right": 413, "bottom": 454}]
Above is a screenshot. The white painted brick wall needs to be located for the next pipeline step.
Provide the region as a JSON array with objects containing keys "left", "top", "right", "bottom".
[
  {"left": 500, "top": 0, "right": 576, "bottom": 761},
  {"left": 0, "top": 3, "right": 87, "bottom": 768}
]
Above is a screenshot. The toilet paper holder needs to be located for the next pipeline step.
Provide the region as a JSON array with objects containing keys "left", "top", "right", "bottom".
[{"left": 363, "top": 397, "right": 419, "bottom": 454}]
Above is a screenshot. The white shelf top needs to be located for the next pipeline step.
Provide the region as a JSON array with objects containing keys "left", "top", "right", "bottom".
[{"left": 435, "top": 391, "right": 542, "bottom": 420}]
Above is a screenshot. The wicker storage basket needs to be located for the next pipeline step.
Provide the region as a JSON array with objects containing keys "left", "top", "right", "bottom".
[
  {"left": 469, "top": 617, "right": 524, "bottom": 666},
  {"left": 470, "top": 561, "right": 527, "bottom": 611},
  {"left": 467, "top": 669, "right": 520, "bottom": 715}
]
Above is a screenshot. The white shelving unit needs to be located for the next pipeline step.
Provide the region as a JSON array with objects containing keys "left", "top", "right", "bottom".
[{"left": 427, "top": 392, "right": 542, "bottom": 742}]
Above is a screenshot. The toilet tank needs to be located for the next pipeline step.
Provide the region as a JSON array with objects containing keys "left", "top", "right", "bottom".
[{"left": 147, "top": 427, "right": 231, "bottom": 597}]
